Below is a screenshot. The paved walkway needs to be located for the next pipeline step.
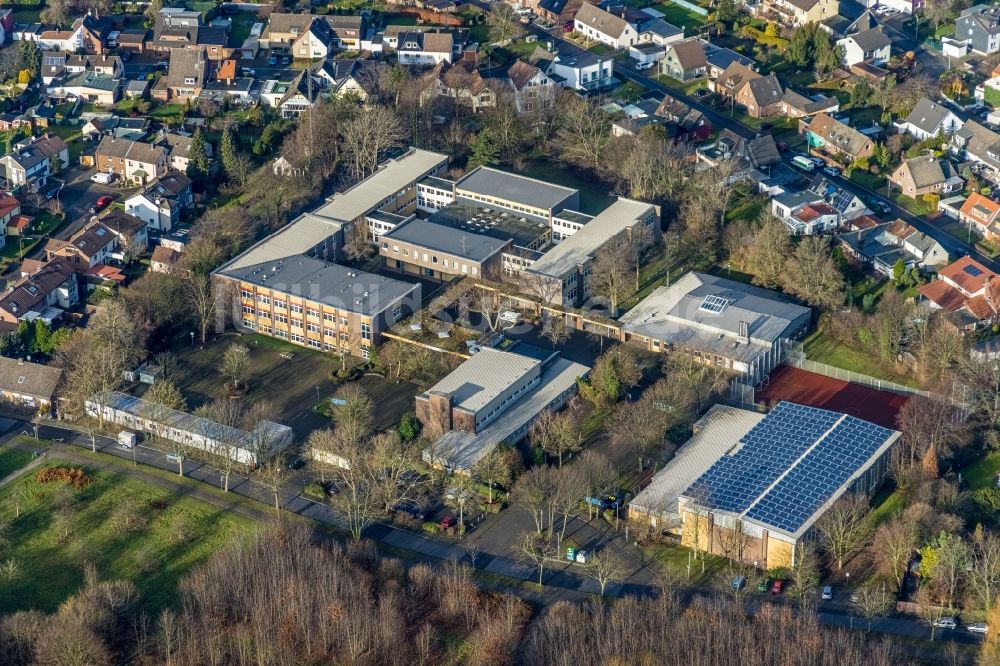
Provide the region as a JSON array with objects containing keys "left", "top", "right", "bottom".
[{"left": 0, "top": 454, "right": 45, "bottom": 489}]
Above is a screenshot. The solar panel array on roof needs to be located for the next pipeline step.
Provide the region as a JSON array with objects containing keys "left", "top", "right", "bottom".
[
  {"left": 964, "top": 264, "right": 983, "bottom": 277},
  {"left": 699, "top": 294, "right": 731, "bottom": 314},
  {"left": 830, "top": 189, "right": 854, "bottom": 212},
  {"left": 684, "top": 402, "right": 895, "bottom": 534}
]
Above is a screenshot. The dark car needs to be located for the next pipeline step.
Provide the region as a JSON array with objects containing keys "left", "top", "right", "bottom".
[
  {"left": 440, "top": 515, "right": 458, "bottom": 530},
  {"left": 776, "top": 141, "right": 789, "bottom": 151},
  {"left": 757, "top": 578, "right": 771, "bottom": 593},
  {"left": 392, "top": 502, "right": 431, "bottom": 521},
  {"left": 586, "top": 490, "right": 626, "bottom": 511},
  {"left": 89, "top": 195, "right": 112, "bottom": 214},
  {"left": 563, "top": 21, "right": 573, "bottom": 33},
  {"left": 281, "top": 55, "right": 291, "bottom": 66},
  {"left": 286, "top": 457, "right": 306, "bottom": 470},
  {"left": 869, "top": 199, "right": 893, "bottom": 216},
  {"left": 268, "top": 55, "right": 278, "bottom": 65}
]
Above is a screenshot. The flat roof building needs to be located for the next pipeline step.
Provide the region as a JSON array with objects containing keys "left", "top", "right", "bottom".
[
  {"left": 214, "top": 149, "right": 441, "bottom": 356},
  {"left": 662, "top": 402, "right": 899, "bottom": 569},
  {"left": 619, "top": 272, "right": 811, "bottom": 382},
  {"left": 524, "top": 197, "right": 660, "bottom": 307},
  {"left": 419, "top": 345, "right": 589, "bottom": 473},
  {"left": 454, "top": 167, "right": 580, "bottom": 220}
]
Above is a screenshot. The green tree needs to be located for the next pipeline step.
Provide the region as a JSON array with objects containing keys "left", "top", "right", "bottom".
[
  {"left": 218, "top": 126, "right": 239, "bottom": 181},
  {"left": 892, "top": 258, "right": 906, "bottom": 285},
  {"left": 186, "top": 127, "right": 210, "bottom": 180},
  {"left": 872, "top": 142, "right": 890, "bottom": 169},
  {"left": 715, "top": 0, "right": 740, "bottom": 26},
  {"left": 850, "top": 78, "right": 873, "bottom": 107},
  {"left": 469, "top": 128, "right": 500, "bottom": 168},
  {"left": 16, "top": 41, "right": 40, "bottom": 79},
  {"left": 396, "top": 413, "right": 421, "bottom": 442}
]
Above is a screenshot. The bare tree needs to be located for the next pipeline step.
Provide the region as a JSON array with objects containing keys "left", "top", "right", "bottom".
[
  {"left": 331, "top": 384, "right": 374, "bottom": 448},
  {"left": 871, "top": 515, "right": 916, "bottom": 590},
  {"left": 516, "top": 531, "right": 560, "bottom": 586},
  {"left": 967, "top": 532, "right": 1000, "bottom": 613},
  {"left": 529, "top": 408, "right": 581, "bottom": 467},
  {"left": 589, "top": 241, "right": 632, "bottom": 317},
  {"left": 814, "top": 494, "right": 869, "bottom": 570},
  {"left": 555, "top": 94, "right": 612, "bottom": 169},
  {"left": 540, "top": 311, "right": 570, "bottom": 350},
  {"left": 341, "top": 106, "right": 405, "bottom": 182},
  {"left": 194, "top": 398, "right": 246, "bottom": 491},
  {"left": 916, "top": 585, "right": 947, "bottom": 641},
  {"left": 512, "top": 465, "right": 557, "bottom": 534},
  {"left": 552, "top": 465, "right": 586, "bottom": 542},
  {"left": 577, "top": 450, "right": 616, "bottom": 521},
  {"left": 786, "top": 543, "right": 821, "bottom": 613},
  {"left": 486, "top": 3, "right": 524, "bottom": 44},
  {"left": 472, "top": 443, "right": 519, "bottom": 504},
  {"left": 585, "top": 549, "right": 630, "bottom": 596},
  {"left": 256, "top": 456, "right": 288, "bottom": 513},
  {"left": 852, "top": 581, "right": 894, "bottom": 631},
  {"left": 185, "top": 273, "right": 216, "bottom": 345},
  {"left": 218, "top": 343, "right": 251, "bottom": 391}
]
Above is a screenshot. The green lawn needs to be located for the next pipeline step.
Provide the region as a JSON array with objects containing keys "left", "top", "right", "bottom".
[
  {"left": 0, "top": 447, "right": 34, "bottom": 480},
  {"left": 642, "top": 542, "right": 729, "bottom": 586},
  {"left": 653, "top": 2, "right": 706, "bottom": 30},
  {"left": 0, "top": 459, "right": 254, "bottom": 613},
  {"left": 890, "top": 192, "right": 934, "bottom": 217},
  {"left": 850, "top": 170, "right": 886, "bottom": 193},
  {"left": 959, "top": 451, "right": 1000, "bottom": 491},
  {"left": 864, "top": 485, "right": 905, "bottom": 531},
  {"left": 518, "top": 160, "right": 615, "bottom": 215},
  {"left": 149, "top": 102, "right": 186, "bottom": 119},
  {"left": 802, "top": 330, "right": 920, "bottom": 388},
  {"left": 229, "top": 10, "right": 259, "bottom": 44}
]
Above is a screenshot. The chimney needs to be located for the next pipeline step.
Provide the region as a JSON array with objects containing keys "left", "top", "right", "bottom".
[{"left": 739, "top": 320, "right": 749, "bottom": 343}]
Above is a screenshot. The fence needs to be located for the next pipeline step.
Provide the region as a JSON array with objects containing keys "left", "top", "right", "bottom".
[{"left": 672, "top": 0, "right": 709, "bottom": 16}]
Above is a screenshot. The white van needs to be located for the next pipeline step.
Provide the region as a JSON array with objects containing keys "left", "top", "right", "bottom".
[
  {"left": 117, "top": 431, "right": 137, "bottom": 449},
  {"left": 90, "top": 172, "right": 114, "bottom": 185}
]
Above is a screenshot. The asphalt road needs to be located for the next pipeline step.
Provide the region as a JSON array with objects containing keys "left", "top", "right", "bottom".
[{"left": 524, "top": 21, "right": 999, "bottom": 274}]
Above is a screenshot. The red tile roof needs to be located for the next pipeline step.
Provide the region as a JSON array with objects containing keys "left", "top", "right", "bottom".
[
  {"left": 0, "top": 192, "right": 19, "bottom": 218},
  {"left": 937, "top": 256, "right": 997, "bottom": 295},
  {"left": 960, "top": 193, "right": 1000, "bottom": 227},
  {"left": 918, "top": 280, "right": 966, "bottom": 313}
]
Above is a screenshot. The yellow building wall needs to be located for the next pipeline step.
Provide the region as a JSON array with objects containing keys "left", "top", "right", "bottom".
[
  {"left": 767, "top": 538, "right": 794, "bottom": 570},
  {"left": 680, "top": 509, "right": 712, "bottom": 552}
]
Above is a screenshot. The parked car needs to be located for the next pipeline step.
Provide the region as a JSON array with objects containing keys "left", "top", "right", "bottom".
[
  {"left": 770, "top": 579, "right": 784, "bottom": 595},
  {"left": 934, "top": 617, "right": 958, "bottom": 629},
  {"left": 563, "top": 22, "right": 573, "bottom": 33},
  {"left": 392, "top": 502, "right": 431, "bottom": 521},
  {"left": 586, "top": 490, "right": 626, "bottom": 511},
  {"left": 967, "top": 622, "right": 989, "bottom": 634},
  {"left": 281, "top": 55, "right": 291, "bottom": 65},
  {"left": 809, "top": 156, "right": 825, "bottom": 167},
  {"left": 822, "top": 166, "right": 841, "bottom": 178},
  {"left": 693, "top": 87, "right": 710, "bottom": 97},
  {"left": 822, "top": 585, "right": 833, "bottom": 600},
  {"left": 89, "top": 195, "right": 112, "bottom": 213},
  {"left": 635, "top": 61, "right": 654, "bottom": 71},
  {"left": 731, "top": 576, "right": 747, "bottom": 590},
  {"left": 757, "top": 578, "right": 771, "bottom": 593},
  {"left": 286, "top": 457, "right": 306, "bottom": 470},
  {"left": 440, "top": 515, "right": 458, "bottom": 530},
  {"left": 90, "top": 172, "right": 114, "bottom": 184},
  {"left": 268, "top": 55, "right": 278, "bottom": 65},
  {"left": 776, "top": 141, "right": 789, "bottom": 151}
]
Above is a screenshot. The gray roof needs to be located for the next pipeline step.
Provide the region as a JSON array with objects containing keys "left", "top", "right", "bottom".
[
  {"left": 904, "top": 98, "right": 957, "bottom": 135},
  {"left": 455, "top": 166, "right": 578, "bottom": 212},
  {"left": 381, "top": 216, "right": 511, "bottom": 263},
  {"left": 63, "top": 71, "right": 120, "bottom": 92},
  {"left": 311, "top": 148, "right": 449, "bottom": 224},
  {"left": 423, "top": 347, "right": 539, "bottom": 412},
  {"left": 898, "top": 155, "right": 949, "bottom": 189},
  {"left": 0, "top": 357, "right": 62, "bottom": 401},
  {"left": 630, "top": 404, "right": 765, "bottom": 522},
  {"left": 218, "top": 254, "right": 419, "bottom": 317},
  {"left": 619, "top": 272, "right": 812, "bottom": 362},
  {"left": 527, "top": 197, "right": 656, "bottom": 279},
  {"left": 423, "top": 354, "right": 589, "bottom": 472},
  {"left": 846, "top": 27, "right": 891, "bottom": 52}
]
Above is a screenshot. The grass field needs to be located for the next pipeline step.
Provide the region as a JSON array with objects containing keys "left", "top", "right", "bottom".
[
  {"left": 642, "top": 542, "right": 729, "bottom": 586},
  {"left": 959, "top": 451, "right": 1000, "bottom": 491},
  {"left": 653, "top": 2, "right": 706, "bottom": 30},
  {"left": 802, "top": 330, "right": 920, "bottom": 388},
  {"left": 0, "top": 460, "right": 254, "bottom": 613},
  {"left": 0, "top": 447, "right": 33, "bottom": 480}
]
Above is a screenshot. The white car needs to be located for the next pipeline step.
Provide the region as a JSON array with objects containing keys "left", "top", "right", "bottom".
[
  {"left": 968, "top": 623, "right": 989, "bottom": 634},
  {"left": 934, "top": 617, "right": 958, "bottom": 630},
  {"left": 635, "top": 61, "right": 654, "bottom": 71}
]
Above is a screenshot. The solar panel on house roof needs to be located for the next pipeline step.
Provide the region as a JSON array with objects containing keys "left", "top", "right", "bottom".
[
  {"left": 830, "top": 189, "right": 854, "bottom": 212},
  {"left": 683, "top": 402, "right": 895, "bottom": 535},
  {"left": 964, "top": 265, "right": 983, "bottom": 277}
]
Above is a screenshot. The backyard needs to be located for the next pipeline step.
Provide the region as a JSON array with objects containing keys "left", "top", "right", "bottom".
[
  {"left": 0, "top": 459, "right": 253, "bottom": 613},
  {"left": 652, "top": 2, "right": 707, "bottom": 31},
  {"left": 519, "top": 160, "right": 616, "bottom": 215}
]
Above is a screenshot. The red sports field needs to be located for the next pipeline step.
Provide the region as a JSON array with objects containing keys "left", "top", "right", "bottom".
[{"left": 756, "top": 366, "right": 908, "bottom": 429}]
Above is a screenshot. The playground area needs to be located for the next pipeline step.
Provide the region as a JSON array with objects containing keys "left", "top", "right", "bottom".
[{"left": 756, "top": 365, "right": 908, "bottom": 429}]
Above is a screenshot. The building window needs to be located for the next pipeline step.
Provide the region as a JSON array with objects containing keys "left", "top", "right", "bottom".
[
  {"left": 291, "top": 319, "right": 303, "bottom": 329},
  {"left": 291, "top": 333, "right": 304, "bottom": 343},
  {"left": 324, "top": 327, "right": 335, "bottom": 337},
  {"left": 339, "top": 317, "right": 348, "bottom": 327},
  {"left": 307, "top": 323, "right": 321, "bottom": 333},
  {"left": 241, "top": 289, "right": 253, "bottom": 299},
  {"left": 243, "top": 318, "right": 256, "bottom": 329},
  {"left": 275, "top": 314, "right": 288, "bottom": 324},
  {"left": 257, "top": 295, "right": 271, "bottom": 305},
  {"left": 361, "top": 322, "right": 371, "bottom": 341},
  {"left": 242, "top": 305, "right": 255, "bottom": 314},
  {"left": 274, "top": 299, "right": 286, "bottom": 309},
  {"left": 393, "top": 305, "right": 402, "bottom": 321},
  {"left": 308, "top": 339, "right": 322, "bottom": 349},
  {"left": 290, "top": 304, "right": 303, "bottom": 314},
  {"left": 323, "top": 312, "right": 335, "bottom": 321},
  {"left": 275, "top": 329, "right": 288, "bottom": 339}
]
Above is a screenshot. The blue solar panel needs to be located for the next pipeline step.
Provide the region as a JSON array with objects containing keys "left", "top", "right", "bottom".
[{"left": 683, "top": 403, "right": 894, "bottom": 533}]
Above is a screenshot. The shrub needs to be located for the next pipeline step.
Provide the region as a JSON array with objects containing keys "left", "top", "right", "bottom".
[
  {"left": 397, "top": 412, "right": 422, "bottom": 442},
  {"left": 421, "top": 522, "right": 441, "bottom": 536},
  {"left": 35, "top": 466, "right": 91, "bottom": 489},
  {"left": 304, "top": 481, "right": 326, "bottom": 499}
]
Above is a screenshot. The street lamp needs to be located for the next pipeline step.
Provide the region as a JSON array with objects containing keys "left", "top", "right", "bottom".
[
  {"left": 315, "top": 385, "right": 320, "bottom": 403},
  {"left": 190, "top": 331, "right": 195, "bottom": 346}
]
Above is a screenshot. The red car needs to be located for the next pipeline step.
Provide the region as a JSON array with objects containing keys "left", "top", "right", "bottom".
[
  {"left": 89, "top": 195, "right": 113, "bottom": 214},
  {"left": 440, "top": 515, "right": 458, "bottom": 530},
  {"left": 770, "top": 579, "right": 784, "bottom": 595}
]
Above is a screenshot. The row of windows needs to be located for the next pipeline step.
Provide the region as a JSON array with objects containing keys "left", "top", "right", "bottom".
[
  {"left": 458, "top": 192, "right": 545, "bottom": 217},
  {"left": 245, "top": 319, "right": 370, "bottom": 358},
  {"left": 383, "top": 243, "right": 480, "bottom": 274},
  {"left": 242, "top": 291, "right": 357, "bottom": 328}
]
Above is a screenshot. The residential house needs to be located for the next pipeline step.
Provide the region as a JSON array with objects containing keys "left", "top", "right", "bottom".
[
  {"left": 41, "top": 52, "right": 67, "bottom": 85},
  {"left": 780, "top": 88, "right": 840, "bottom": 118},
  {"left": 956, "top": 4, "right": 1000, "bottom": 55},
  {"left": 0, "top": 193, "right": 18, "bottom": 249},
  {"left": 918, "top": 256, "right": 1000, "bottom": 329},
  {"left": 889, "top": 155, "right": 964, "bottom": 198},
  {"left": 150, "top": 245, "right": 183, "bottom": 274},
  {"left": 291, "top": 17, "right": 335, "bottom": 59},
  {"left": 655, "top": 93, "right": 712, "bottom": 141},
  {"left": 700, "top": 130, "right": 781, "bottom": 176},
  {"left": 896, "top": 98, "right": 963, "bottom": 140},
  {"left": 95, "top": 136, "right": 168, "bottom": 186},
  {"left": 0, "top": 134, "right": 69, "bottom": 192},
  {"left": 639, "top": 18, "right": 684, "bottom": 46},
  {"left": 99, "top": 209, "right": 150, "bottom": 257},
  {"left": 422, "top": 61, "right": 495, "bottom": 112},
  {"left": 958, "top": 192, "right": 1000, "bottom": 241},
  {"left": 44, "top": 222, "right": 118, "bottom": 270},
  {"left": 504, "top": 60, "right": 556, "bottom": 113},
  {"left": 703, "top": 44, "right": 755, "bottom": 79},
  {"left": 49, "top": 71, "right": 121, "bottom": 106},
  {"left": 950, "top": 119, "right": 1000, "bottom": 183},
  {"left": 712, "top": 61, "right": 761, "bottom": 100},
  {"left": 838, "top": 219, "right": 949, "bottom": 276},
  {"left": 265, "top": 70, "right": 321, "bottom": 118},
  {"left": 804, "top": 112, "right": 875, "bottom": 163},
  {"left": 320, "top": 15, "right": 367, "bottom": 50},
  {"left": 529, "top": 44, "right": 615, "bottom": 93},
  {"left": 837, "top": 26, "right": 891, "bottom": 67},
  {"left": 770, "top": 176, "right": 869, "bottom": 224},
  {"left": 117, "top": 28, "right": 148, "bottom": 53},
  {"left": 81, "top": 115, "right": 148, "bottom": 141},
  {"left": 735, "top": 72, "right": 784, "bottom": 118},
  {"left": 0, "top": 357, "right": 62, "bottom": 411},
  {"left": 660, "top": 39, "right": 707, "bottom": 81},
  {"left": 538, "top": 0, "right": 586, "bottom": 24},
  {"left": 123, "top": 169, "right": 193, "bottom": 232},
  {"left": 260, "top": 13, "right": 313, "bottom": 48},
  {"left": 65, "top": 53, "right": 123, "bottom": 77},
  {"left": 573, "top": 3, "right": 639, "bottom": 49},
  {"left": 397, "top": 32, "right": 454, "bottom": 65},
  {"left": 759, "top": 0, "right": 840, "bottom": 26},
  {"left": 156, "top": 132, "right": 210, "bottom": 172},
  {"left": 159, "top": 48, "right": 208, "bottom": 101},
  {"left": 0, "top": 259, "right": 78, "bottom": 328}
]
